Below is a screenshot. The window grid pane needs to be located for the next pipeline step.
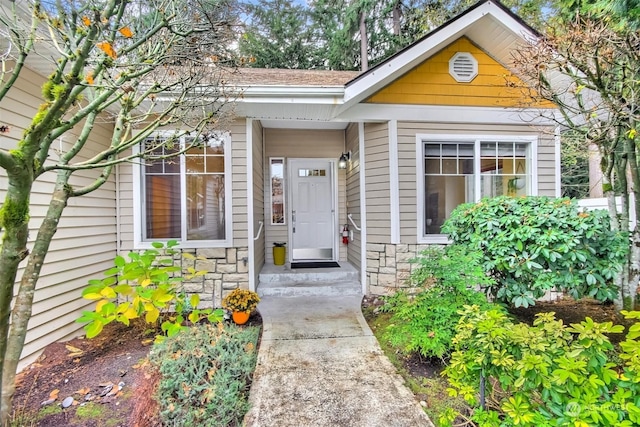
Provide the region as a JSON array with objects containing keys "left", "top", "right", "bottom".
[
  {"left": 143, "top": 140, "right": 181, "bottom": 239},
  {"left": 424, "top": 142, "right": 474, "bottom": 234},
  {"left": 142, "top": 135, "right": 226, "bottom": 242},
  {"left": 423, "top": 139, "right": 530, "bottom": 236},
  {"left": 185, "top": 137, "right": 225, "bottom": 241},
  {"left": 479, "top": 141, "right": 527, "bottom": 198}
]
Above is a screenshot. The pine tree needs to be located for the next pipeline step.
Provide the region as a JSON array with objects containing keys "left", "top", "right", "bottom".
[{"left": 239, "top": 0, "right": 322, "bottom": 69}]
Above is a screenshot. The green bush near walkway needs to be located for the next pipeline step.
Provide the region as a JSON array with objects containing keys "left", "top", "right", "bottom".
[{"left": 150, "top": 323, "right": 260, "bottom": 426}]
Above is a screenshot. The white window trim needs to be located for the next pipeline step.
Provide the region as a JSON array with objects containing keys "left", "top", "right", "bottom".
[
  {"left": 416, "top": 133, "right": 538, "bottom": 244},
  {"left": 133, "top": 131, "right": 233, "bottom": 249}
]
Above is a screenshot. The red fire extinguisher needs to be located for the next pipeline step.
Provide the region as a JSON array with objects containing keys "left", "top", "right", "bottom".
[{"left": 342, "top": 224, "right": 349, "bottom": 245}]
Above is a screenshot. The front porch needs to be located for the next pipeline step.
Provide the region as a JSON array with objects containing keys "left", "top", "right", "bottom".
[{"left": 248, "top": 122, "right": 366, "bottom": 294}]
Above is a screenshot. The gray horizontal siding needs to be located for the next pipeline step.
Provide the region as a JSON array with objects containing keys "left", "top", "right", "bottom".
[
  {"left": 1, "top": 66, "right": 117, "bottom": 369},
  {"left": 345, "top": 124, "right": 362, "bottom": 271},
  {"left": 364, "top": 123, "right": 391, "bottom": 244}
]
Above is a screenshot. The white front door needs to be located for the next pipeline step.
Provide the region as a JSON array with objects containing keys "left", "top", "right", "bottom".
[{"left": 289, "top": 159, "right": 336, "bottom": 261}]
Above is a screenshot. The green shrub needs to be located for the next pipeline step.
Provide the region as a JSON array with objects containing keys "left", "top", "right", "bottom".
[
  {"left": 442, "top": 306, "right": 640, "bottom": 427},
  {"left": 78, "top": 240, "right": 223, "bottom": 342},
  {"left": 442, "top": 196, "right": 627, "bottom": 307},
  {"left": 383, "top": 245, "right": 499, "bottom": 359},
  {"left": 150, "top": 323, "right": 260, "bottom": 426}
]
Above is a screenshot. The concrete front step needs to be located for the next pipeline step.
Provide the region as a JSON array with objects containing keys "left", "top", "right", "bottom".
[
  {"left": 258, "top": 262, "right": 359, "bottom": 285},
  {"left": 257, "top": 262, "right": 362, "bottom": 297},
  {"left": 257, "top": 280, "right": 362, "bottom": 297}
]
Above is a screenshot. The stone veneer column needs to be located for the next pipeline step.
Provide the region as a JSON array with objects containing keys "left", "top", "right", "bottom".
[
  {"left": 366, "top": 243, "right": 430, "bottom": 295},
  {"left": 176, "top": 247, "right": 249, "bottom": 308}
]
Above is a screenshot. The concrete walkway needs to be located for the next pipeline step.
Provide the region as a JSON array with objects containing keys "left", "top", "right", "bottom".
[{"left": 244, "top": 295, "right": 434, "bottom": 427}]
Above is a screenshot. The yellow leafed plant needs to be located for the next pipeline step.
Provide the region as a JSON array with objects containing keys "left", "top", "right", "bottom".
[{"left": 77, "top": 240, "right": 224, "bottom": 341}]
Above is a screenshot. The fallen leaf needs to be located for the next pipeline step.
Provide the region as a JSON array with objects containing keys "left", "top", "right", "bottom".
[
  {"left": 141, "top": 338, "right": 153, "bottom": 346},
  {"left": 49, "top": 389, "right": 60, "bottom": 399},
  {"left": 67, "top": 348, "right": 84, "bottom": 358},
  {"left": 132, "top": 359, "right": 149, "bottom": 370},
  {"left": 76, "top": 387, "right": 91, "bottom": 395},
  {"left": 65, "top": 345, "right": 83, "bottom": 354}
]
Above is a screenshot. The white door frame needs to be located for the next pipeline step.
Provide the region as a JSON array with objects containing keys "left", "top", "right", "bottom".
[{"left": 287, "top": 158, "right": 339, "bottom": 262}]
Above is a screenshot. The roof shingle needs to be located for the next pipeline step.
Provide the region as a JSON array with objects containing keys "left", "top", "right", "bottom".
[{"left": 224, "top": 67, "right": 360, "bottom": 87}]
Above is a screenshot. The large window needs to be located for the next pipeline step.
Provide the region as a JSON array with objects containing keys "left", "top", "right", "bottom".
[
  {"left": 138, "top": 133, "right": 231, "bottom": 246},
  {"left": 419, "top": 136, "right": 535, "bottom": 239}
]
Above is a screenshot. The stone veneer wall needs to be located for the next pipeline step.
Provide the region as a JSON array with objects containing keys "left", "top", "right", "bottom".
[
  {"left": 366, "top": 243, "right": 431, "bottom": 295},
  {"left": 173, "top": 247, "right": 249, "bottom": 307},
  {"left": 366, "top": 242, "right": 565, "bottom": 301}
]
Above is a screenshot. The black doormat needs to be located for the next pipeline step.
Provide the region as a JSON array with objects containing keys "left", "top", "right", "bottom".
[{"left": 290, "top": 261, "right": 340, "bottom": 269}]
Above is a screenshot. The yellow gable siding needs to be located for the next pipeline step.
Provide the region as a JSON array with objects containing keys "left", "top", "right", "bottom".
[{"left": 367, "top": 37, "right": 553, "bottom": 108}]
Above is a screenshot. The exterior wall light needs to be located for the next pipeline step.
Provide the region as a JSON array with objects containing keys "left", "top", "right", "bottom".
[{"left": 338, "top": 151, "right": 351, "bottom": 169}]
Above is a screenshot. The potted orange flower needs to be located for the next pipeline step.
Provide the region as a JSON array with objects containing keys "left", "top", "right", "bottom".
[{"left": 222, "top": 288, "right": 260, "bottom": 325}]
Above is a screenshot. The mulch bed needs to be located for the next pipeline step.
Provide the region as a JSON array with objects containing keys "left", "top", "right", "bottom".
[{"left": 12, "top": 312, "right": 262, "bottom": 427}]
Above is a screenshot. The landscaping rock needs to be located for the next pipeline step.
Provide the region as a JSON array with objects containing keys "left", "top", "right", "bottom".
[{"left": 61, "top": 396, "right": 74, "bottom": 408}]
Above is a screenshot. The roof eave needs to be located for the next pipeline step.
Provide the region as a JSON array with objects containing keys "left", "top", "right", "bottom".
[{"left": 239, "top": 85, "right": 346, "bottom": 101}]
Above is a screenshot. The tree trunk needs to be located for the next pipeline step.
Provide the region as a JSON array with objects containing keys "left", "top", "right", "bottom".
[
  {"left": 392, "top": 1, "right": 401, "bottom": 37},
  {"left": 628, "top": 226, "right": 640, "bottom": 309},
  {"left": 588, "top": 143, "right": 603, "bottom": 197},
  {"left": 359, "top": 11, "right": 368, "bottom": 72},
  {"left": 625, "top": 137, "right": 639, "bottom": 309},
  {"left": 1, "top": 171, "right": 71, "bottom": 422},
  {"left": 601, "top": 146, "right": 627, "bottom": 309},
  {"left": 0, "top": 164, "right": 33, "bottom": 424}
]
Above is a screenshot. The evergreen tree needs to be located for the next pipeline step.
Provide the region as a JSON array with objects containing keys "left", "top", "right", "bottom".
[
  {"left": 239, "top": 0, "right": 322, "bottom": 69},
  {"left": 555, "top": 0, "right": 640, "bottom": 29},
  {"left": 311, "top": 0, "right": 419, "bottom": 70},
  {"left": 309, "top": 0, "right": 555, "bottom": 71}
]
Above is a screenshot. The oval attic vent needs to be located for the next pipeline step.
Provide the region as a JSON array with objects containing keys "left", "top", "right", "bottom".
[{"left": 449, "top": 52, "right": 478, "bottom": 83}]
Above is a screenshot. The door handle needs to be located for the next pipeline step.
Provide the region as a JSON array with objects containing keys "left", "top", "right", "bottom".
[{"left": 292, "top": 210, "right": 296, "bottom": 233}]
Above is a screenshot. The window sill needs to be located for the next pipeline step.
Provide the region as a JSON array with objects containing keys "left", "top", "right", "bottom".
[
  {"left": 134, "top": 239, "right": 234, "bottom": 250},
  {"left": 418, "top": 235, "right": 451, "bottom": 245}
]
